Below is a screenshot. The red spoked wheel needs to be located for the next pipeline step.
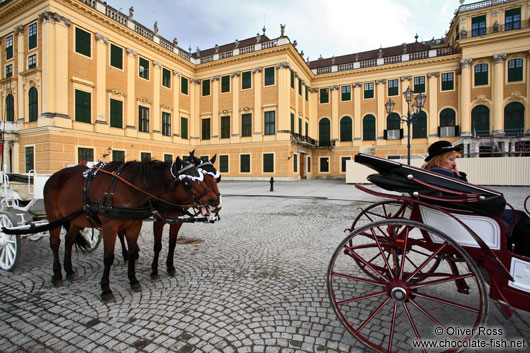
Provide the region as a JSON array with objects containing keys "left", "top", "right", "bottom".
[{"left": 328, "top": 219, "right": 488, "bottom": 353}]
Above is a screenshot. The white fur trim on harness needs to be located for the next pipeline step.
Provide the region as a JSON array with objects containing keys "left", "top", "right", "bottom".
[{"left": 197, "top": 161, "right": 221, "bottom": 179}]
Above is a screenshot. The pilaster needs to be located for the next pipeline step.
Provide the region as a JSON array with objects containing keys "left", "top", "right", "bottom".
[
  {"left": 277, "top": 63, "right": 290, "bottom": 135},
  {"left": 152, "top": 60, "right": 162, "bottom": 135},
  {"left": 252, "top": 66, "right": 262, "bottom": 142},
  {"left": 331, "top": 85, "right": 339, "bottom": 142},
  {"left": 190, "top": 79, "right": 201, "bottom": 145},
  {"left": 376, "top": 80, "right": 386, "bottom": 142},
  {"left": 353, "top": 83, "right": 362, "bottom": 141},
  {"left": 125, "top": 48, "right": 137, "bottom": 137},
  {"left": 211, "top": 75, "right": 220, "bottom": 142},
  {"left": 492, "top": 53, "right": 506, "bottom": 136},
  {"left": 172, "top": 71, "right": 181, "bottom": 139},
  {"left": 427, "top": 72, "right": 439, "bottom": 138},
  {"left": 95, "top": 33, "right": 108, "bottom": 132},
  {"left": 459, "top": 59, "right": 472, "bottom": 136},
  {"left": 231, "top": 71, "right": 240, "bottom": 142}
]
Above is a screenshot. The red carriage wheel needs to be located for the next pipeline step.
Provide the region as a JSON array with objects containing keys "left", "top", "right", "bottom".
[{"left": 328, "top": 219, "right": 488, "bottom": 353}]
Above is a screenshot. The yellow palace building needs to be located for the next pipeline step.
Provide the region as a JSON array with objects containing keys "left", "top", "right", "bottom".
[{"left": 0, "top": 0, "right": 529, "bottom": 179}]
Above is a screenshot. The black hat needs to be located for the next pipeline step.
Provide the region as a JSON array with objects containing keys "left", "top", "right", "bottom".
[{"left": 425, "top": 140, "right": 456, "bottom": 162}]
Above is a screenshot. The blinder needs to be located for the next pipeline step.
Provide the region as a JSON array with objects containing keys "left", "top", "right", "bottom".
[{"left": 170, "top": 160, "right": 209, "bottom": 203}]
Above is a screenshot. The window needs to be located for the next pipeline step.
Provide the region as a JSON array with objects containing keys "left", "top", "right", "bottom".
[
  {"left": 471, "top": 105, "right": 489, "bottom": 137},
  {"left": 264, "top": 111, "right": 275, "bottom": 135},
  {"left": 242, "top": 71, "right": 251, "bottom": 89},
  {"left": 28, "top": 22, "right": 37, "bottom": 50},
  {"left": 320, "top": 157, "right": 329, "bottom": 173},
  {"left": 474, "top": 64, "right": 488, "bottom": 86},
  {"left": 340, "top": 116, "right": 352, "bottom": 142},
  {"left": 75, "top": 89, "right": 91, "bottom": 123},
  {"left": 293, "top": 154, "right": 298, "bottom": 173},
  {"left": 412, "top": 111, "right": 427, "bottom": 138},
  {"left": 28, "top": 54, "right": 36, "bottom": 69},
  {"left": 414, "top": 76, "right": 425, "bottom": 93},
  {"left": 307, "top": 156, "right": 311, "bottom": 173},
  {"left": 110, "top": 44, "right": 122, "bottom": 69},
  {"left": 341, "top": 85, "right": 351, "bottom": 101},
  {"left": 441, "top": 72, "right": 454, "bottom": 91},
  {"left": 298, "top": 78, "right": 302, "bottom": 96},
  {"left": 5, "top": 64, "right": 12, "bottom": 78},
  {"left": 162, "top": 112, "right": 171, "bottom": 136},
  {"left": 240, "top": 154, "right": 250, "bottom": 173},
  {"left": 75, "top": 27, "right": 91, "bottom": 57},
  {"left": 6, "top": 94, "right": 14, "bottom": 122},
  {"left": 471, "top": 15, "right": 486, "bottom": 37},
  {"left": 241, "top": 113, "right": 252, "bottom": 137},
  {"left": 320, "top": 88, "right": 329, "bottom": 103},
  {"left": 221, "top": 116, "right": 230, "bottom": 139},
  {"left": 112, "top": 150, "right": 125, "bottom": 162},
  {"left": 386, "top": 113, "right": 401, "bottom": 140},
  {"left": 290, "top": 113, "right": 295, "bottom": 134},
  {"left": 138, "top": 106, "right": 149, "bottom": 132},
  {"left": 363, "top": 115, "right": 376, "bottom": 141},
  {"left": 305, "top": 121, "right": 308, "bottom": 138},
  {"left": 264, "top": 67, "right": 275, "bottom": 86},
  {"left": 319, "top": 118, "right": 330, "bottom": 146},
  {"left": 504, "top": 102, "right": 524, "bottom": 136},
  {"left": 181, "top": 77, "right": 188, "bottom": 94},
  {"left": 219, "top": 155, "right": 229, "bottom": 173},
  {"left": 263, "top": 153, "right": 274, "bottom": 173},
  {"left": 439, "top": 108, "right": 456, "bottom": 137},
  {"left": 388, "top": 79, "right": 399, "bottom": 96},
  {"left": 181, "top": 117, "right": 188, "bottom": 139},
  {"left": 505, "top": 8, "right": 521, "bottom": 31},
  {"left": 364, "top": 82, "right": 374, "bottom": 99},
  {"left": 139, "top": 57, "right": 149, "bottom": 79},
  {"left": 202, "top": 118, "right": 210, "bottom": 140},
  {"left": 290, "top": 69, "right": 295, "bottom": 88},
  {"left": 6, "top": 35, "right": 13, "bottom": 60},
  {"left": 508, "top": 59, "right": 523, "bottom": 82},
  {"left": 162, "top": 68, "right": 171, "bottom": 88},
  {"left": 78, "top": 147, "right": 94, "bottom": 163},
  {"left": 341, "top": 157, "right": 350, "bottom": 173},
  {"left": 163, "top": 154, "right": 173, "bottom": 163},
  {"left": 25, "top": 146, "right": 34, "bottom": 172},
  {"left": 140, "top": 152, "right": 151, "bottom": 162},
  {"left": 305, "top": 86, "right": 308, "bottom": 101},
  {"left": 110, "top": 99, "right": 123, "bottom": 128},
  {"left": 28, "top": 87, "right": 38, "bottom": 122},
  {"left": 221, "top": 75, "right": 230, "bottom": 93},
  {"left": 298, "top": 118, "right": 302, "bottom": 135},
  {"left": 202, "top": 79, "right": 210, "bottom": 96}
]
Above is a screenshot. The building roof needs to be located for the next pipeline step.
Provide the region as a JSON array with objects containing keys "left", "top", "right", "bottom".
[{"left": 191, "top": 34, "right": 271, "bottom": 59}]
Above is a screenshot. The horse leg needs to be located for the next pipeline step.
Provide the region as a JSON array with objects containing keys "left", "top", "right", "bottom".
[
  {"left": 125, "top": 222, "right": 142, "bottom": 292},
  {"left": 49, "top": 226, "right": 63, "bottom": 286},
  {"left": 63, "top": 225, "right": 83, "bottom": 281},
  {"left": 166, "top": 223, "right": 183, "bottom": 277},
  {"left": 117, "top": 230, "right": 129, "bottom": 264},
  {"left": 151, "top": 221, "right": 165, "bottom": 280},
  {"left": 100, "top": 225, "right": 118, "bottom": 303}
]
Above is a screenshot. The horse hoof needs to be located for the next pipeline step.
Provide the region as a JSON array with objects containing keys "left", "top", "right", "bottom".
[
  {"left": 66, "top": 272, "right": 78, "bottom": 281},
  {"left": 52, "top": 279, "right": 63, "bottom": 287},
  {"left": 167, "top": 269, "right": 177, "bottom": 277},
  {"left": 131, "top": 283, "right": 142, "bottom": 292},
  {"left": 101, "top": 292, "right": 115, "bottom": 303},
  {"left": 151, "top": 274, "right": 161, "bottom": 281}
]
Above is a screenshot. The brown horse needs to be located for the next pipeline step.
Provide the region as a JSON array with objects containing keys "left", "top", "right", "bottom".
[
  {"left": 43, "top": 158, "right": 219, "bottom": 302},
  {"left": 117, "top": 153, "right": 221, "bottom": 279}
]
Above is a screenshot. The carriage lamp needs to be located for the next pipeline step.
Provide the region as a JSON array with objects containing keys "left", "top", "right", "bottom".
[{"left": 384, "top": 88, "right": 427, "bottom": 165}]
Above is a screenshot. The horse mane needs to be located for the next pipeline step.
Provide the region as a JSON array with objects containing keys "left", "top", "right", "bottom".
[{"left": 103, "top": 160, "right": 170, "bottom": 186}]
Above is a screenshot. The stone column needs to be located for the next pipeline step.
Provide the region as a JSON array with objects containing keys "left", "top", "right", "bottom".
[
  {"left": 172, "top": 71, "right": 180, "bottom": 139},
  {"left": 492, "top": 53, "right": 506, "bottom": 136},
  {"left": 95, "top": 33, "right": 108, "bottom": 131},
  {"left": 231, "top": 71, "right": 240, "bottom": 143},
  {"left": 15, "top": 25, "right": 24, "bottom": 121},
  {"left": 331, "top": 85, "right": 339, "bottom": 143},
  {"left": 211, "top": 75, "right": 220, "bottom": 142},
  {"left": 459, "top": 59, "right": 473, "bottom": 136},
  {"left": 190, "top": 79, "right": 200, "bottom": 145},
  {"left": 276, "top": 62, "right": 290, "bottom": 136},
  {"left": 152, "top": 60, "right": 162, "bottom": 135},
  {"left": 54, "top": 16, "right": 69, "bottom": 117},
  {"left": 252, "top": 66, "right": 262, "bottom": 142},
  {"left": 376, "top": 79, "right": 386, "bottom": 142},
  {"left": 125, "top": 48, "right": 137, "bottom": 137},
  {"left": 427, "top": 72, "right": 439, "bottom": 138},
  {"left": 353, "top": 83, "right": 362, "bottom": 141},
  {"left": 40, "top": 13, "right": 55, "bottom": 115}
]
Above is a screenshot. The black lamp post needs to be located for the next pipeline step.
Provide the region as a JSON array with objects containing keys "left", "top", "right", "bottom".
[{"left": 385, "top": 87, "right": 426, "bottom": 165}]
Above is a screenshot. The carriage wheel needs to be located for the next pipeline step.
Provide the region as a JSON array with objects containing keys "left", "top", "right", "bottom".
[
  {"left": 350, "top": 201, "right": 441, "bottom": 281},
  {"left": 0, "top": 213, "right": 21, "bottom": 271},
  {"left": 79, "top": 228, "right": 102, "bottom": 253},
  {"left": 328, "top": 219, "right": 488, "bottom": 353}
]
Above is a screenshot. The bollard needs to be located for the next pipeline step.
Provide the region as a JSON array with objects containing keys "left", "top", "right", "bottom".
[{"left": 269, "top": 177, "right": 274, "bottom": 192}]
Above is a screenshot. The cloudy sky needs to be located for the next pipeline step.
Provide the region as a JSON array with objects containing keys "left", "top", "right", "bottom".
[{"left": 104, "top": 0, "right": 460, "bottom": 60}]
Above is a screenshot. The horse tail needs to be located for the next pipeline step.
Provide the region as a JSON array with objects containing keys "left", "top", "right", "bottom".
[{"left": 74, "top": 231, "right": 91, "bottom": 252}]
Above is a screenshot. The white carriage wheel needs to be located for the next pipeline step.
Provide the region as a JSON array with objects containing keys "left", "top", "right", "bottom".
[{"left": 0, "top": 213, "right": 21, "bottom": 271}]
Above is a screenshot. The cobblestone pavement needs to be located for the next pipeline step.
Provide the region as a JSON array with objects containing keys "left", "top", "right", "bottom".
[{"left": 1, "top": 180, "right": 529, "bottom": 353}]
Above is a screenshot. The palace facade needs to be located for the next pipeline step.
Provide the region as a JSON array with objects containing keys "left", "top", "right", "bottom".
[{"left": 0, "top": 0, "right": 529, "bottom": 179}]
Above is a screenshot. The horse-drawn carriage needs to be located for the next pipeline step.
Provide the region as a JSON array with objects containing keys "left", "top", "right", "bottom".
[{"left": 327, "top": 153, "right": 530, "bottom": 352}]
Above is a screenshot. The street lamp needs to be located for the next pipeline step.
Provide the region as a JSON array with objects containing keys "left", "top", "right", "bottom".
[{"left": 385, "top": 87, "right": 426, "bottom": 165}]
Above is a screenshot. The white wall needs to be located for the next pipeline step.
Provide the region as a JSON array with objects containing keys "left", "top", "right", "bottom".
[{"left": 346, "top": 157, "right": 530, "bottom": 186}]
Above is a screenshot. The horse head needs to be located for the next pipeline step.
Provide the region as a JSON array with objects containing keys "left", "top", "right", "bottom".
[{"left": 189, "top": 151, "right": 222, "bottom": 214}]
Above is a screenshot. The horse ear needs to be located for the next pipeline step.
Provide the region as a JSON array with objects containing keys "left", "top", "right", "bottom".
[
  {"left": 210, "top": 154, "right": 217, "bottom": 164},
  {"left": 189, "top": 149, "right": 196, "bottom": 157},
  {"left": 191, "top": 154, "right": 200, "bottom": 165}
]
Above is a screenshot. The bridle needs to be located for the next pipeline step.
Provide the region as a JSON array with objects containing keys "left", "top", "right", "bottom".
[
  {"left": 195, "top": 160, "right": 221, "bottom": 197},
  {"left": 170, "top": 161, "right": 213, "bottom": 205}
]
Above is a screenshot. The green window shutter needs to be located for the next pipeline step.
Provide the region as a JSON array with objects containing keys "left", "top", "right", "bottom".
[
  {"left": 221, "top": 116, "right": 230, "bottom": 138},
  {"left": 28, "top": 88, "right": 38, "bottom": 122},
  {"left": 141, "top": 152, "right": 151, "bottom": 162},
  {"left": 263, "top": 153, "right": 274, "bottom": 173},
  {"left": 508, "top": 59, "right": 523, "bottom": 82},
  {"left": 305, "top": 122, "right": 308, "bottom": 138},
  {"left": 242, "top": 71, "right": 251, "bottom": 89},
  {"left": 298, "top": 78, "right": 302, "bottom": 95},
  {"left": 181, "top": 117, "right": 188, "bottom": 139},
  {"left": 138, "top": 106, "right": 149, "bottom": 132},
  {"left": 290, "top": 69, "right": 294, "bottom": 88},
  {"left": 202, "top": 79, "right": 210, "bottom": 96},
  {"left": 240, "top": 154, "right": 250, "bottom": 173},
  {"left": 320, "top": 157, "right": 329, "bottom": 173},
  {"left": 293, "top": 154, "right": 298, "bottom": 173},
  {"left": 139, "top": 57, "right": 149, "bottom": 79},
  {"left": 221, "top": 75, "right": 230, "bottom": 93},
  {"left": 162, "top": 112, "right": 171, "bottom": 136},
  {"left": 181, "top": 77, "right": 188, "bottom": 94},
  {"left": 110, "top": 99, "right": 123, "bottom": 128},
  {"left": 25, "top": 146, "right": 34, "bottom": 172},
  {"left": 474, "top": 64, "right": 488, "bottom": 86},
  {"left": 6, "top": 94, "right": 14, "bottom": 122},
  {"left": 412, "top": 112, "right": 427, "bottom": 138},
  {"left": 290, "top": 113, "right": 295, "bottom": 134},
  {"left": 264, "top": 111, "right": 275, "bottom": 135},
  {"left": 202, "top": 118, "right": 210, "bottom": 140},
  {"left": 364, "top": 83, "right": 374, "bottom": 98},
  {"left": 341, "top": 85, "right": 351, "bottom": 101},
  {"left": 28, "top": 23, "right": 37, "bottom": 50},
  {"left": 305, "top": 86, "right": 308, "bottom": 101},
  {"left": 504, "top": 102, "right": 524, "bottom": 136},
  {"left": 75, "top": 27, "right": 91, "bottom": 56},
  {"left": 264, "top": 67, "right": 275, "bottom": 86},
  {"left": 341, "top": 157, "right": 350, "bottom": 173},
  {"left": 320, "top": 88, "right": 329, "bottom": 103},
  {"left": 28, "top": 54, "right": 36, "bottom": 69},
  {"left": 441, "top": 73, "right": 454, "bottom": 91},
  {"left": 319, "top": 118, "right": 330, "bottom": 145},
  {"left": 242, "top": 113, "right": 252, "bottom": 137},
  {"left": 219, "top": 155, "right": 229, "bottom": 173},
  {"left": 112, "top": 150, "right": 125, "bottom": 162},
  {"left": 298, "top": 118, "right": 302, "bottom": 135},
  {"left": 472, "top": 15, "right": 486, "bottom": 36},
  {"left": 110, "top": 44, "right": 123, "bottom": 69},
  {"left": 340, "top": 117, "right": 352, "bottom": 142},
  {"left": 388, "top": 79, "right": 399, "bottom": 96},
  {"left": 505, "top": 8, "right": 521, "bottom": 30},
  {"left": 414, "top": 76, "right": 425, "bottom": 93},
  {"left": 78, "top": 148, "right": 94, "bottom": 163},
  {"left": 363, "top": 115, "right": 375, "bottom": 141},
  {"left": 75, "top": 90, "right": 91, "bottom": 123},
  {"left": 6, "top": 35, "right": 13, "bottom": 59},
  {"left": 162, "top": 68, "right": 171, "bottom": 87},
  {"left": 164, "top": 154, "right": 173, "bottom": 163},
  {"left": 440, "top": 108, "right": 456, "bottom": 127}
]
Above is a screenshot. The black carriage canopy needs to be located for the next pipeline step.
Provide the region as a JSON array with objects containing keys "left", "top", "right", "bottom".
[{"left": 354, "top": 153, "right": 506, "bottom": 217}]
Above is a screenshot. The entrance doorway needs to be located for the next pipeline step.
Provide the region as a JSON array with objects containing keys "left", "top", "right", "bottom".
[{"left": 300, "top": 153, "right": 307, "bottom": 179}]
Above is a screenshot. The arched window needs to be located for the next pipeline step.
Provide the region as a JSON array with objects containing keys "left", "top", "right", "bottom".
[
  {"left": 363, "top": 115, "right": 375, "bottom": 141},
  {"left": 439, "top": 108, "right": 457, "bottom": 137},
  {"left": 319, "top": 118, "right": 330, "bottom": 147},
  {"left": 6, "top": 94, "right": 14, "bottom": 122},
  {"left": 387, "top": 113, "right": 401, "bottom": 130},
  {"left": 340, "top": 116, "right": 352, "bottom": 142},
  {"left": 471, "top": 105, "right": 489, "bottom": 137},
  {"left": 28, "top": 87, "right": 38, "bottom": 122},
  {"left": 412, "top": 111, "right": 427, "bottom": 138},
  {"left": 504, "top": 102, "right": 524, "bottom": 136}
]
